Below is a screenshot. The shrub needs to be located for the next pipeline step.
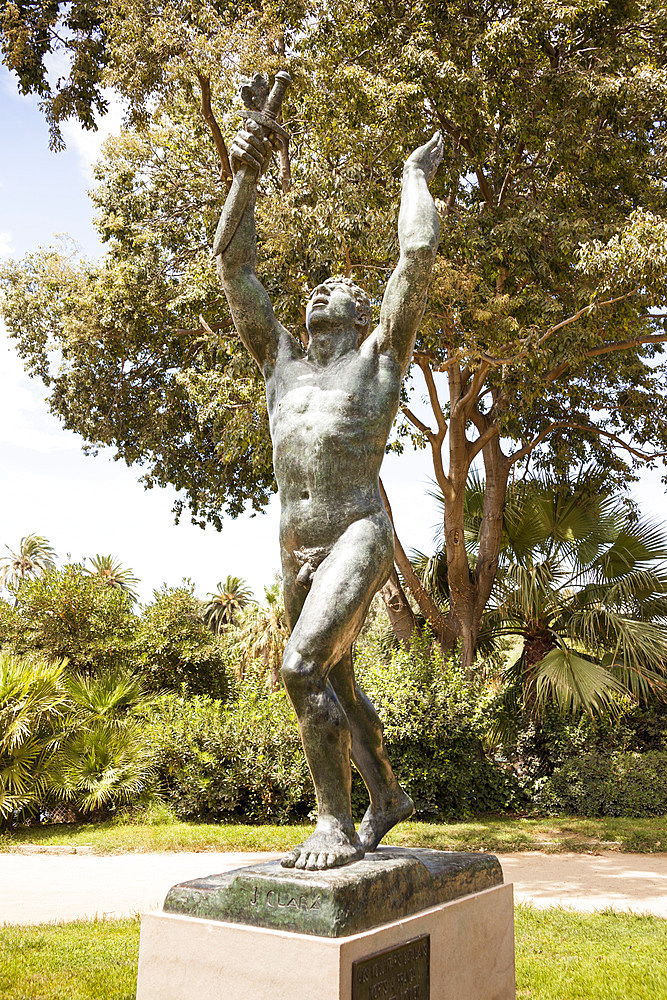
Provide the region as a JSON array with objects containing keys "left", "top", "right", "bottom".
[
  {"left": 136, "top": 584, "right": 232, "bottom": 699},
  {"left": 0, "top": 598, "right": 16, "bottom": 647},
  {"left": 0, "top": 653, "right": 156, "bottom": 824},
  {"left": 0, "top": 653, "right": 68, "bottom": 823},
  {"left": 144, "top": 681, "right": 312, "bottom": 823},
  {"left": 144, "top": 633, "right": 526, "bottom": 825},
  {"left": 355, "top": 633, "right": 526, "bottom": 818},
  {"left": 492, "top": 695, "right": 667, "bottom": 795},
  {"left": 535, "top": 751, "right": 667, "bottom": 817}
]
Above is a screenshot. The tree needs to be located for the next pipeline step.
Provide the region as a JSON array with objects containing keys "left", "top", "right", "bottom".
[
  {"left": 203, "top": 575, "right": 254, "bottom": 634},
  {"left": 0, "top": 534, "right": 57, "bottom": 596},
  {"left": 9, "top": 564, "right": 137, "bottom": 675},
  {"left": 85, "top": 554, "right": 140, "bottom": 602},
  {"left": 4, "top": 3, "right": 667, "bottom": 666},
  {"left": 461, "top": 469, "right": 667, "bottom": 725},
  {"left": 233, "top": 579, "right": 289, "bottom": 689},
  {"left": 136, "top": 582, "right": 231, "bottom": 698},
  {"left": 0, "top": 0, "right": 295, "bottom": 152}
]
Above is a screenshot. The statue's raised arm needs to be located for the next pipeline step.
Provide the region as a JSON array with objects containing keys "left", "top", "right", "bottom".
[
  {"left": 214, "top": 110, "right": 290, "bottom": 370},
  {"left": 376, "top": 133, "right": 444, "bottom": 371}
]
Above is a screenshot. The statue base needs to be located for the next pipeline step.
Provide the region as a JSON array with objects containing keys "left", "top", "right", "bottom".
[{"left": 136, "top": 848, "right": 516, "bottom": 1000}]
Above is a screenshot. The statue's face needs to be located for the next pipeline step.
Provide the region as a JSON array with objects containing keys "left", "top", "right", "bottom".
[{"left": 306, "top": 282, "right": 361, "bottom": 337}]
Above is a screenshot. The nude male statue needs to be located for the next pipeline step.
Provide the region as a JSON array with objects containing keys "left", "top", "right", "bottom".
[{"left": 217, "top": 118, "right": 443, "bottom": 871}]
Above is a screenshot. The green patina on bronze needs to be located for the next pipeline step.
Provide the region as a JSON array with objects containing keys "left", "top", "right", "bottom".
[
  {"left": 163, "top": 847, "right": 503, "bottom": 937},
  {"left": 217, "top": 72, "right": 445, "bottom": 871}
]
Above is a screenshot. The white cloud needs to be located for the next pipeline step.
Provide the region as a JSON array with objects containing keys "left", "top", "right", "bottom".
[
  {"left": 61, "top": 90, "right": 126, "bottom": 183},
  {"left": 0, "top": 231, "right": 13, "bottom": 256},
  {"left": 0, "top": 320, "right": 81, "bottom": 454}
]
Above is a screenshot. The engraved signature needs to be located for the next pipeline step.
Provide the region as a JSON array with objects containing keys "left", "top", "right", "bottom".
[{"left": 250, "top": 885, "right": 322, "bottom": 911}]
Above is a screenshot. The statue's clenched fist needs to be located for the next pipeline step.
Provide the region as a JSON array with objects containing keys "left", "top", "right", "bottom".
[{"left": 230, "top": 119, "right": 274, "bottom": 176}]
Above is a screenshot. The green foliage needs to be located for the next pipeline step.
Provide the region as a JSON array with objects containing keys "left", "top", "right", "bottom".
[
  {"left": 459, "top": 468, "right": 667, "bottom": 726},
  {"left": 354, "top": 633, "right": 526, "bottom": 818},
  {"left": 0, "top": 599, "right": 16, "bottom": 647},
  {"left": 230, "top": 578, "right": 289, "bottom": 689},
  {"left": 50, "top": 666, "right": 156, "bottom": 819},
  {"left": 0, "top": 654, "right": 68, "bottom": 821},
  {"left": 536, "top": 751, "right": 667, "bottom": 818},
  {"left": 0, "top": 653, "right": 155, "bottom": 823},
  {"left": 144, "top": 685, "right": 313, "bottom": 823},
  {"left": 0, "top": 1, "right": 109, "bottom": 148},
  {"left": 4, "top": 2, "right": 667, "bottom": 538},
  {"left": 145, "top": 631, "right": 525, "bottom": 824},
  {"left": 136, "top": 582, "right": 231, "bottom": 698},
  {"left": 8, "top": 564, "right": 136, "bottom": 675},
  {"left": 48, "top": 722, "right": 156, "bottom": 815}
]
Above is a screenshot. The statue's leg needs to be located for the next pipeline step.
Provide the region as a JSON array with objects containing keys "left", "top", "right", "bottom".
[
  {"left": 328, "top": 652, "right": 414, "bottom": 851},
  {"left": 280, "top": 512, "right": 392, "bottom": 871}
]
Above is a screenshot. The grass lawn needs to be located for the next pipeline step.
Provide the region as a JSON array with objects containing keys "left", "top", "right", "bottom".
[
  {"left": 1, "top": 814, "right": 664, "bottom": 855},
  {"left": 1, "top": 908, "right": 665, "bottom": 1000}
]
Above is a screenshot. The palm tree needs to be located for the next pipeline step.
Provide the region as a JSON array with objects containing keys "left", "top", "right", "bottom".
[
  {"left": 234, "top": 581, "right": 289, "bottom": 689},
  {"left": 0, "top": 653, "right": 68, "bottom": 823},
  {"left": 51, "top": 668, "right": 156, "bottom": 818},
  {"left": 424, "top": 469, "right": 667, "bottom": 722},
  {"left": 203, "top": 576, "right": 254, "bottom": 634},
  {"left": 0, "top": 534, "right": 57, "bottom": 595},
  {"left": 85, "top": 555, "right": 139, "bottom": 602}
]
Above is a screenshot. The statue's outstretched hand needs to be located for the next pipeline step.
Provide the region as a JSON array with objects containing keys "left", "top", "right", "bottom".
[
  {"left": 405, "top": 132, "right": 444, "bottom": 183},
  {"left": 230, "top": 119, "right": 274, "bottom": 177}
]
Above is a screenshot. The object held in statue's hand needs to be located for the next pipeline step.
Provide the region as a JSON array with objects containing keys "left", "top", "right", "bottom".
[{"left": 213, "top": 70, "right": 291, "bottom": 257}]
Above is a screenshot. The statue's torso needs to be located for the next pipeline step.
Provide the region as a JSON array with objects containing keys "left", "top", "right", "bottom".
[{"left": 265, "top": 332, "right": 401, "bottom": 552}]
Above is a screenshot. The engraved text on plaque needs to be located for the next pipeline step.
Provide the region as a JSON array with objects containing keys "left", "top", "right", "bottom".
[{"left": 352, "top": 935, "right": 430, "bottom": 1000}]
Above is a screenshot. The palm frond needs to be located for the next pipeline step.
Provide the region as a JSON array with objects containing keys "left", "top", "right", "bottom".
[{"left": 533, "top": 647, "right": 626, "bottom": 717}]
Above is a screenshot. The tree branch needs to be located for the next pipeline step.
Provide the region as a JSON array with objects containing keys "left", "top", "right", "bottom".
[
  {"left": 543, "top": 332, "right": 667, "bottom": 385},
  {"left": 510, "top": 420, "right": 574, "bottom": 464},
  {"left": 480, "top": 288, "right": 641, "bottom": 367},
  {"left": 379, "top": 479, "right": 457, "bottom": 650},
  {"left": 435, "top": 110, "right": 494, "bottom": 206},
  {"left": 510, "top": 419, "right": 667, "bottom": 464},
  {"left": 497, "top": 142, "right": 524, "bottom": 208},
  {"left": 586, "top": 332, "right": 667, "bottom": 359},
  {"left": 453, "top": 362, "right": 490, "bottom": 419},
  {"left": 175, "top": 321, "right": 235, "bottom": 337},
  {"left": 468, "top": 423, "right": 500, "bottom": 464},
  {"left": 415, "top": 356, "right": 447, "bottom": 438},
  {"left": 196, "top": 73, "right": 232, "bottom": 185},
  {"left": 401, "top": 405, "right": 436, "bottom": 442}
]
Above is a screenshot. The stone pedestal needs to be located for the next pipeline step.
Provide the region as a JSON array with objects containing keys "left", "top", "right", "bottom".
[{"left": 136, "top": 847, "right": 515, "bottom": 1000}]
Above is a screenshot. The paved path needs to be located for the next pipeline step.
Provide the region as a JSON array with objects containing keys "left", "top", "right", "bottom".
[{"left": 1, "top": 851, "right": 665, "bottom": 925}]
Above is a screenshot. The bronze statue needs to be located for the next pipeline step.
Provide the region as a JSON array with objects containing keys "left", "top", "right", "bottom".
[{"left": 216, "top": 75, "right": 443, "bottom": 870}]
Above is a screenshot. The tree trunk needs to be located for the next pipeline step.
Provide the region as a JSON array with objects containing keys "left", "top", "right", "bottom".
[
  {"left": 522, "top": 628, "right": 557, "bottom": 716},
  {"left": 441, "top": 367, "right": 510, "bottom": 674},
  {"left": 378, "top": 567, "right": 417, "bottom": 649},
  {"left": 379, "top": 479, "right": 458, "bottom": 652}
]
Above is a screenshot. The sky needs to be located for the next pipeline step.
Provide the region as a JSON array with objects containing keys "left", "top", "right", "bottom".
[
  {"left": 0, "top": 65, "right": 443, "bottom": 604},
  {"left": 1, "top": 64, "right": 666, "bottom": 606}
]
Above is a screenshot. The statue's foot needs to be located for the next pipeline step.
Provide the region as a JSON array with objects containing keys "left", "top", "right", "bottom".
[
  {"left": 281, "top": 818, "right": 364, "bottom": 871},
  {"left": 358, "top": 790, "right": 414, "bottom": 852}
]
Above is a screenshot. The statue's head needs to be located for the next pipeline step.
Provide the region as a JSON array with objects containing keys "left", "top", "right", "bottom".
[{"left": 306, "top": 277, "right": 372, "bottom": 344}]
